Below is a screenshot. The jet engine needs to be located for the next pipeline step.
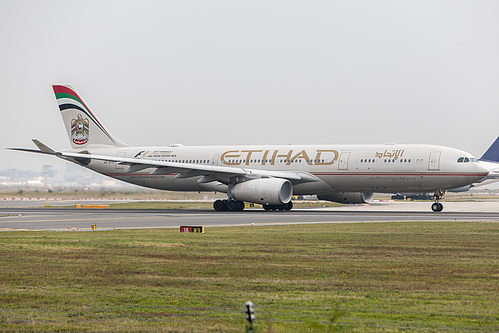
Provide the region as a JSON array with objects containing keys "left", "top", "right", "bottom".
[
  {"left": 318, "top": 192, "right": 374, "bottom": 204},
  {"left": 229, "top": 178, "right": 293, "bottom": 205},
  {"left": 74, "top": 150, "right": 91, "bottom": 166}
]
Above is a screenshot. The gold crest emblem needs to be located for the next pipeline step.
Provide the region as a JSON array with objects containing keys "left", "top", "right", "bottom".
[{"left": 71, "top": 114, "right": 89, "bottom": 145}]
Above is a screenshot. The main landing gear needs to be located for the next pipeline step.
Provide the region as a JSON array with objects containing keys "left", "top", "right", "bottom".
[
  {"left": 213, "top": 200, "right": 294, "bottom": 212},
  {"left": 431, "top": 190, "right": 445, "bottom": 212},
  {"left": 263, "top": 201, "right": 293, "bottom": 211},
  {"left": 213, "top": 199, "right": 245, "bottom": 212}
]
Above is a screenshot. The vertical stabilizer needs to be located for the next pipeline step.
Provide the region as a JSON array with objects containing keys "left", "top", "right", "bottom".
[
  {"left": 480, "top": 137, "right": 499, "bottom": 163},
  {"left": 53, "top": 85, "right": 128, "bottom": 149}
]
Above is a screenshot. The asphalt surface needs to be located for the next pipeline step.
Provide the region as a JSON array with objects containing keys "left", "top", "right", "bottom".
[{"left": 1, "top": 203, "right": 498, "bottom": 231}]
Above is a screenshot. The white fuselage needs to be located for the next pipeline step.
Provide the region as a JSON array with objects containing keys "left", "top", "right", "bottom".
[{"left": 68, "top": 143, "right": 488, "bottom": 196}]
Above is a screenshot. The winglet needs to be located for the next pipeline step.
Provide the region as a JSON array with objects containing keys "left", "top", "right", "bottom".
[{"left": 32, "top": 139, "right": 55, "bottom": 153}]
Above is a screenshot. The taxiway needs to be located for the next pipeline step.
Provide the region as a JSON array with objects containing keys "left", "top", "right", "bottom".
[{"left": 0, "top": 200, "right": 498, "bottom": 231}]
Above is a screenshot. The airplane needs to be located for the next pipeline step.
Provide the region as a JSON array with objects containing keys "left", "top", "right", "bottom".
[
  {"left": 393, "top": 137, "right": 499, "bottom": 195},
  {"left": 9, "top": 85, "right": 490, "bottom": 212}
]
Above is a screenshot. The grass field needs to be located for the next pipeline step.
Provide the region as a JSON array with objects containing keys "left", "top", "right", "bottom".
[{"left": 0, "top": 222, "right": 497, "bottom": 332}]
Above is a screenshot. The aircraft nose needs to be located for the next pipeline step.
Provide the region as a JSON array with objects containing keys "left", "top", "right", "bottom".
[{"left": 475, "top": 163, "right": 489, "bottom": 179}]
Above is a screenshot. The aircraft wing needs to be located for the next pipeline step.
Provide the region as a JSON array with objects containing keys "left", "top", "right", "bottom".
[{"left": 9, "top": 141, "right": 320, "bottom": 185}]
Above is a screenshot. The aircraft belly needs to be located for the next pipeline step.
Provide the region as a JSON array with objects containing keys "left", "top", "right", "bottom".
[
  {"left": 292, "top": 181, "right": 335, "bottom": 195},
  {"left": 317, "top": 173, "right": 423, "bottom": 193},
  {"left": 137, "top": 175, "right": 203, "bottom": 191},
  {"left": 419, "top": 174, "right": 479, "bottom": 192},
  {"left": 104, "top": 171, "right": 204, "bottom": 192}
]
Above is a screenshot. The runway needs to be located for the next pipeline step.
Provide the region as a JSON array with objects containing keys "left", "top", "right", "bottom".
[{"left": 1, "top": 202, "right": 498, "bottom": 231}]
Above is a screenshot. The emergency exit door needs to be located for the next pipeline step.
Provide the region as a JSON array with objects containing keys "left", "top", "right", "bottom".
[
  {"left": 428, "top": 151, "right": 441, "bottom": 171},
  {"left": 338, "top": 152, "right": 350, "bottom": 170}
]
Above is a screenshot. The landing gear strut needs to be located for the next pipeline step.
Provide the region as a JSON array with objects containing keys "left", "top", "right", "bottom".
[
  {"left": 213, "top": 199, "right": 244, "bottom": 212},
  {"left": 431, "top": 190, "right": 444, "bottom": 212}
]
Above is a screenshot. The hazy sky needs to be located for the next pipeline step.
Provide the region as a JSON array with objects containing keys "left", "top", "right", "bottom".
[{"left": 1, "top": 0, "right": 498, "bottom": 172}]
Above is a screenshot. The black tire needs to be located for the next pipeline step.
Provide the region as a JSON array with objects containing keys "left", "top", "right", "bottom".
[
  {"left": 213, "top": 199, "right": 227, "bottom": 212},
  {"left": 285, "top": 201, "right": 293, "bottom": 211},
  {"left": 438, "top": 202, "right": 444, "bottom": 212},
  {"left": 227, "top": 200, "right": 238, "bottom": 211},
  {"left": 237, "top": 201, "right": 245, "bottom": 211},
  {"left": 431, "top": 203, "right": 440, "bottom": 212}
]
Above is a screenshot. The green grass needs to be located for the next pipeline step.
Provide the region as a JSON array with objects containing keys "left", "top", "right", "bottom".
[{"left": 0, "top": 222, "right": 498, "bottom": 332}]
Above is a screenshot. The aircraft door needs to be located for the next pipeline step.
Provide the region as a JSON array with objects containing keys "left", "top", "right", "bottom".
[
  {"left": 338, "top": 152, "right": 350, "bottom": 170},
  {"left": 212, "top": 155, "right": 219, "bottom": 166},
  {"left": 428, "top": 151, "right": 441, "bottom": 171}
]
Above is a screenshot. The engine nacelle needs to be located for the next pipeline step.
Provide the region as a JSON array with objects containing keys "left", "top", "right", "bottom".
[
  {"left": 318, "top": 192, "right": 374, "bottom": 204},
  {"left": 229, "top": 178, "right": 293, "bottom": 205}
]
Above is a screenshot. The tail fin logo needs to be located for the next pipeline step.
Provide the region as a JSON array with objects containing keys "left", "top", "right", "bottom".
[{"left": 71, "top": 114, "right": 89, "bottom": 145}]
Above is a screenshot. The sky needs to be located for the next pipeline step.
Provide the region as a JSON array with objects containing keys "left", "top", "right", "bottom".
[{"left": 1, "top": 0, "right": 498, "bottom": 173}]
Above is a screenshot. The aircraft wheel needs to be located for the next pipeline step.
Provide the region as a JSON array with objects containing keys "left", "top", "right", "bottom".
[
  {"left": 228, "top": 200, "right": 244, "bottom": 212},
  {"left": 285, "top": 201, "right": 293, "bottom": 211},
  {"left": 227, "top": 200, "right": 237, "bottom": 211},
  {"left": 431, "top": 202, "right": 441, "bottom": 212},
  {"left": 213, "top": 199, "right": 227, "bottom": 212}
]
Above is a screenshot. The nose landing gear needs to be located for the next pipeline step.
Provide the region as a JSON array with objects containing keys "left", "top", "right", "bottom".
[{"left": 431, "top": 190, "right": 445, "bottom": 212}]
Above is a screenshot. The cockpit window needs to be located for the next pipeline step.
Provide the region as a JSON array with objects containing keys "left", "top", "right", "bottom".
[{"left": 457, "top": 156, "right": 476, "bottom": 163}]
